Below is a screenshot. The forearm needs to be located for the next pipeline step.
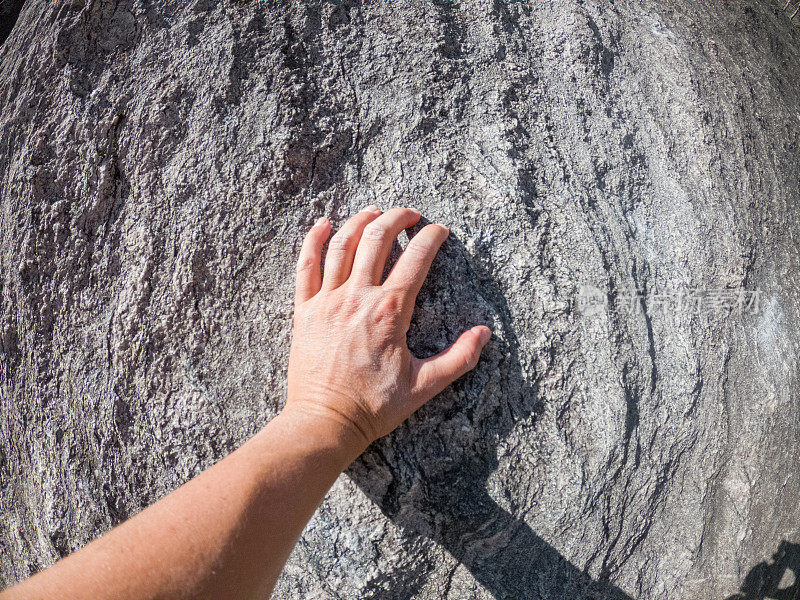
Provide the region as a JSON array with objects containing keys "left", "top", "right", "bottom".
[
  {"left": 2, "top": 206, "right": 488, "bottom": 598},
  {"left": 3, "top": 407, "right": 366, "bottom": 600}
]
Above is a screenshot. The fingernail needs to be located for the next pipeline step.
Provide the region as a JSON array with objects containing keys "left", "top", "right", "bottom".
[
  {"left": 409, "top": 207, "right": 421, "bottom": 215},
  {"left": 439, "top": 224, "right": 450, "bottom": 235},
  {"left": 478, "top": 327, "right": 491, "bottom": 345},
  {"left": 363, "top": 204, "right": 381, "bottom": 213},
  {"left": 315, "top": 217, "right": 328, "bottom": 227}
]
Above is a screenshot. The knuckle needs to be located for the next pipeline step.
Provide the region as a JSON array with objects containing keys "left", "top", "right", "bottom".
[
  {"left": 363, "top": 222, "right": 388, "bottom": 241},
  {"left": 403, "top": 240, "right": 430, "bottom": 260},
  {"left": 460, "top": 348, "right": 479, "bottom": 372},
  {"left": 470, "top": 348, "right": 481, "bottom": 368},
  {"left": 328, "top": 232, "right": 354, "bottom": 252},
  {"left": 376, "top": 291, "right": 403, "bottom": 319},
  {"left": 295, "top": 255, "right": 315, "bottom": 274}
]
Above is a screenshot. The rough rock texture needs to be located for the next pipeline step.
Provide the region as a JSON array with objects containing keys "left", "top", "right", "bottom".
[{"left": 2, "top": 1, "right": 800, "bottom": 598}]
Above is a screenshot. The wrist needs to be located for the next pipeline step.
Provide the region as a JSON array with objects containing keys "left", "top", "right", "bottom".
[{"left": 275, "top": 401, "right": 372, "bottom": 465}]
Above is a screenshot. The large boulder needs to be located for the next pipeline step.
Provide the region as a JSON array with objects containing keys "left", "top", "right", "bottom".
[{"left": 2, "top": 1, "right": 800, "bottom": 598}]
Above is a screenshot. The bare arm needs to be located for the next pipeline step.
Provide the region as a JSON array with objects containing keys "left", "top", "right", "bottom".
[{"left": 1, "top": 206, "right": 490, "bottom": 600}]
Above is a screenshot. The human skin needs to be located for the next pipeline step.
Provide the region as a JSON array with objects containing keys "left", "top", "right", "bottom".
[{"left": 0, "top": 206, "right": 491, "bottom": 600}]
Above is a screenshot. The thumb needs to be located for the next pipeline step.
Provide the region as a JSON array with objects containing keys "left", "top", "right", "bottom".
[{"left": 411, "top": 325, "right": 492, "bottom": 407}]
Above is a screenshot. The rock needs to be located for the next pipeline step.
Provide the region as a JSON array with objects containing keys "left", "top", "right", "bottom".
[
  {"left": 0, "top": 0, "right": 24, "bottom": 45},
  {"left": 2, "top": 1, "right": 800, "bottom": 598}
]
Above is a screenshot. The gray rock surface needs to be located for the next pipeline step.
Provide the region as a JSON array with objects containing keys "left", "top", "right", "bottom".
[{"left": 3, "top": 0, "right": 800, "bottom": 598}]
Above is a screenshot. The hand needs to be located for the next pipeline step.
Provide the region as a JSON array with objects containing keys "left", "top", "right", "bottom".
[{"left": 285, "top": 206, "right": 492, "bottom": 453}]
